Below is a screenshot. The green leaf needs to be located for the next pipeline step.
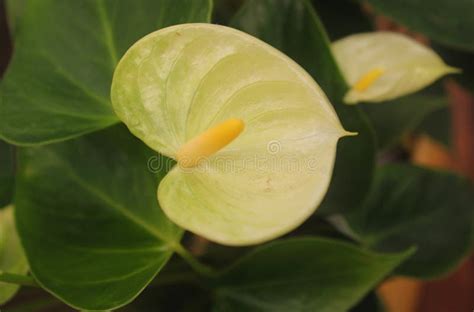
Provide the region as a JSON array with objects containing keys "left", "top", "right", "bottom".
[
  {"left": 0, "top": 206, "right": 29, "bottom": 305},
  {"left": 0, "top": 141, "right": 15, "bottom": 207},
  {"left": 0, "top": 0, "right": 212, "bottom": 145},
  {"left": 231, "top": 0, "right": 376, "bottom": 214},
  {"left": 365, "top": 0, "right": 474, "bottom": 51},
  {"left": 312, "top": 0, "right": 373, "bottom": 41},
  {"left": 362, "top": 85, "right": 449, "bottom": 149},
  {"left": 415, "top": 107, "right": 452, "bottom": 147},
  {"left": 15, "top": 125, "right": 183, "bottom": 310},
  {"left": 347, "top": 164, "right": 474, "bottom": 278},
  {"left": 214, "top": 237, "right": 411, "bottom": 312},
  {"left": 5, "top": 0, "right": 25, "bottom": 34},
  {"left": 212, "top": 0, "right": 244, "bottom": 25}
]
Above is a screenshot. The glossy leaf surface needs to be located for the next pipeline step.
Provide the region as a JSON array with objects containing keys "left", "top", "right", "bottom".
[
  {"left": 214, "top": 237, "right": 410, "bottom": 312},
  {"left": 347, "top": 164, "right": 474, "bottom": 278},
  {"left": 15, "top": 126, "right": 182, "bottom": 310},
  {"left": 0, "top": 0, "right": 212, "bottom": 145}
]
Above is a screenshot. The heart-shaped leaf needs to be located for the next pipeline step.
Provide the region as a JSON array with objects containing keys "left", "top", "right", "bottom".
[
  {"left": 15, "top": 126, "right": 183, "bottom": 310},
  {"left": 0, "top": 206, "right": 28, "bottom": 305},
  {"left": 214, "top": 237, "right": 411, "bottom": 312},
  {"left": 347, "top": 164, "right": 474, "bottom": 278},
  {"left": 0, "top": 0, "right": 212, "bottom": 145},
  {"left": 230, "top": 0, "right": 376, "bottom": 214}
]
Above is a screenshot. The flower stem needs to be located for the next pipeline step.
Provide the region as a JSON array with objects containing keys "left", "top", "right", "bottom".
[
  {"left": 173, "top": 244, "right": 219, "bottom": 278},
  {"left": 0, "top": 272, "right": 38, "bottom": 287}
]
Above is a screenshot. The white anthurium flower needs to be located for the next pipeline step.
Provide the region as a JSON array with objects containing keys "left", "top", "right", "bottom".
[
  {"left": 332, "top": 32, "right": 459, "bottom": 104},
  {"left": 111, "top": 24, "right": 353, "bottom": 246}
]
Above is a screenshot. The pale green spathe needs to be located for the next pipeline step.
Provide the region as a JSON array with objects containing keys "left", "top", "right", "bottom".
[
  {"left": 0, "top": 206, "right": 28, "bottom": 304},
  {"left": 112, "top": 24, "right": 348, "bottom": 245},
  {"left": 332, "top": 32, "right": 458, "bottom": 104}
]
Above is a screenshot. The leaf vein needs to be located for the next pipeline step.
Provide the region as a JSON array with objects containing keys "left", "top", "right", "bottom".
[{"left": 97, "top": 1, "right": 119, "bottom": 68}]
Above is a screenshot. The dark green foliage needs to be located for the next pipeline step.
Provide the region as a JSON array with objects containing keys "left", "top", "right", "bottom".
[
  {"left": 366, "top": 0, "right": 474, "bottom": 51},
  {"left": 347, "top": 164, "right": 474, "bottom": 278},
  {"left": 0, "top": 0, "right": 212, "bottom": 145}
]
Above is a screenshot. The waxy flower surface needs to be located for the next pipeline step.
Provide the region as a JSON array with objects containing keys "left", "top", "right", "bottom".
[
  {"left": 332, "top": 32, "right": 458, "bottom": 104},
  {"left": 112, "top": 24, "right": 350, "bottom": 245}
]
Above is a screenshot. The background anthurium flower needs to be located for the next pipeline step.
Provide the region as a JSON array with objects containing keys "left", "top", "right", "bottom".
[
  {"left": 111, "top": 24, "right": 350, "bottom": 246},
  {"left": 332, "top": 32, "right": 459, "bottom": 104},
  {"left": 0, "top": 206, "right": 28, "bottom": 304}
]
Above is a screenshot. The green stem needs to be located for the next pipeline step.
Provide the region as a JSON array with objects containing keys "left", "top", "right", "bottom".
[
  {"left": 0, "top": 272, "right": 38, "bottom": 287},
  {"left": 173, "top": 244, "right": 219, "bottom": 278}
]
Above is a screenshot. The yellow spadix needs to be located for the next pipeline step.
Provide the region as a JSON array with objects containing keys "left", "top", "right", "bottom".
[
  {"left": 176, "top": 119, "right": 244, "bottom": 168},
  {"left": 353, "top": 68, "right": 385, "bottom": 92}
]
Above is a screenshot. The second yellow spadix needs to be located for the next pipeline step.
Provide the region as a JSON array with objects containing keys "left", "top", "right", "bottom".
[{"left": 353, "top": 68, "right": 384, "bottom": 92}]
